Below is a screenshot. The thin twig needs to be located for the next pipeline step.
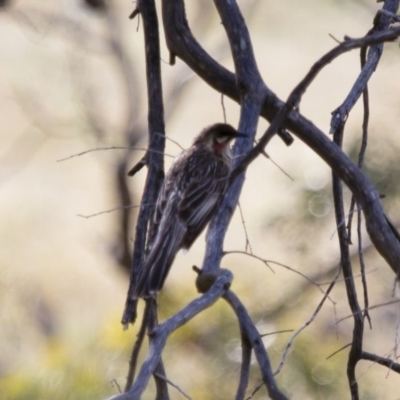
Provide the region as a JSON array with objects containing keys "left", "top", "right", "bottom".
[
  {"left": 221, "top": 93, "right": 227, "bottom": 123},
  {"left": 77, "top": 204, "right": 155, "bottom": 219},
  {"left": 245, "top": 381, "right": 263, "bottom": 400},
  {"left": 127, "top": 155, "right": 147, "bottom": 177},
  {"left": 357, "top": 204, "right": 371, "bottom": 328},
  {"left": 328, "top": 33, "right": 342, "bottom": 44},
  {"left": 267, "top": 156, "right": 294, "bottom": 181},
  {"left": 56, "top": 146, "right": 174, "bottom": 162},
  {"left": 237, "top": 203, "right": 253, "bottom": 254},
  {"left": 393, "top": 313, "right": 400, "bottom": 362},
  {"left": 129, "top": 7, "right": 140, "bottom": 20},
  {"left": 153, "top": 373, "right": 192, "bottom": 400},
  {"left": 125, "top": 301, "right": 152, "bottom": 391},
  {"left": 111, "top": 378, "right": 122, "bottom": 393},
  {"left": 335, "top": 299, "right": 400, "bottom": 325},
  {"left": 256, "top": 143, "right": 293, "bottom": 181},
  {"left": 385, "top": 312, "right": 400, "bottom": 378},
  {"left": 260, "top": 329, "right": 294, "bottom": 337},
  {"left": 326, "top": 343, "right": 352, "bottom": 360},
  {"left": 274, "top": 267, "right": 341, "bottom": 376},
  {"left": 223, "top": 250, "right": 330, "bottom": 294},
  {"left": 317, "top": 267, "right": 378, "bottom": 286},
  {"left": 154, "top": 131, "right": 185, "bottom": 150}
]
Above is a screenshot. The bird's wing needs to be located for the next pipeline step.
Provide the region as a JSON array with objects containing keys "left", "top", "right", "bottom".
[
  {"left": 178, "top": 171, "right": 229, "bottom": 248},
  {"left": 153, "top": 152, "right": 186, "bottom": 226},
  {"left": 134, "top": 200, "right": 186, "bottom": 298},
  {"left": 179, "top": 178, "right": 223, "bottom": 223}
]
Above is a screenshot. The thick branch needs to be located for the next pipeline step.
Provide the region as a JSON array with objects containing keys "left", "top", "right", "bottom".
[
  {"left": 361, "top": 351, "right": 400, "bottom": 373},
  {"left": 201, "top": 0, "right": 266, "bottom": 273},
  {"left": 108, "top": 270, "right": 234, "bottom": 400},
  {"left": 161, "top": 0, "right": 400, "bottom": 277},
  {"left": 235, "top": 333, "right": 251, "bottom": 400},
  {"left": 148, "top": 300, "right": 170, "bottom": 400},
  {"left": 330, "top": 0, "right": 400, "bottom": 133},
  {"left": 235, "top": 27, "right": 400, "bottom": 174},
  {"left": 122, "top": 0, "right": 166, "bottom": 325},
  {"left": 224, "top": 290, "right": 288, "bottom": 400},
  {"left": 161, "top": 0, "right": 293, "bottom": 144},
  {"left": 332, "top": 128, "right": 362, "bottom": 399}
]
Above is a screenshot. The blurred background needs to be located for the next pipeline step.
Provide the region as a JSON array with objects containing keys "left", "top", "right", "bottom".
[{"left": 1, "top": 0, "right": 400, "bottom": 399}]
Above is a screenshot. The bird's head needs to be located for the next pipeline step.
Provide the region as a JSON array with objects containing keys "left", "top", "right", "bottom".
[{"left": 194, "top": 123, "right": 245, "bottom": 153}]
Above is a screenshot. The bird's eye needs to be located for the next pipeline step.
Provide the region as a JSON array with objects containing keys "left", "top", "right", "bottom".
[{"left": 215, "top": 135, "right": 227, "bottom": 144}]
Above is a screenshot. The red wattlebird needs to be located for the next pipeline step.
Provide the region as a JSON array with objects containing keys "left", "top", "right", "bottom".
[{"left": 134, "top": 123, "right": 244, "bottom": 298}]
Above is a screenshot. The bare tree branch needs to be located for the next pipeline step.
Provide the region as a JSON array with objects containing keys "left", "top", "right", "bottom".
[
  {"left": 331, "top": 118, "right": 363, "bottom": 399},
  {"left": 122, "top": 0, "right": 166, "bottom": 326},
  {"left": 162, "top": 0, "right": 400, "bottom": 278},
  {"left": 274, "top": 267, "right": 341, "bottom": 376},
  {"left": 199, "top": 0, "right": 267, "bottom": 275},
  {"left": 346, "top": 44, "right": 370, "bottom": 243},
  {"left": 148, "top": 300, "right": 170, "bottom": 400},
  {"left": 125, "top": 301, "right": 152, "bottom": 391},
  {"left": 223, "top": 290, "right": 288, "bottom": 400},
  {"left": 109, "top": 270, "right": 234, "bottom": 400},
  {"left": 330, "top": 0, "right": 400, "bottom": 134},
  {"left": 361, "top": 351, "right": 400, "bottom": 374},
  {"left": 335, "top": 299, "right": 400, "bottom": 325},
  {"left": 153, "top": 373, "right": 192, "bottom": 400},
  {"left": 113, "top": 1, "right": 400, "bottom": 398}
]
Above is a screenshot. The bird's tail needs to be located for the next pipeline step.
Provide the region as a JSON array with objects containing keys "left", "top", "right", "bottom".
[{"left": 134, "top": 220, "right": 185, "bottom": 298}]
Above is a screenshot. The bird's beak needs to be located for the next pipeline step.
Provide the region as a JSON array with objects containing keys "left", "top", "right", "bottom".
[{"left": 235, "top": 132, "right": 247, "bottom": 138}]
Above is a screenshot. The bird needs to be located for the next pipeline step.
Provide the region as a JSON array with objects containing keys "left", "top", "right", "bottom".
[{"left": 133, "top": 123, "right": 244, "bottom": 298}]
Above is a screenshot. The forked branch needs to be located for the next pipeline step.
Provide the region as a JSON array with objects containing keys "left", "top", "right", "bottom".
[
  {"left": 162, "top": 0, "right": 400, "bottom": 277},
  {"left": 116, "top": 1, "right": 400, "bottom": 399}
]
